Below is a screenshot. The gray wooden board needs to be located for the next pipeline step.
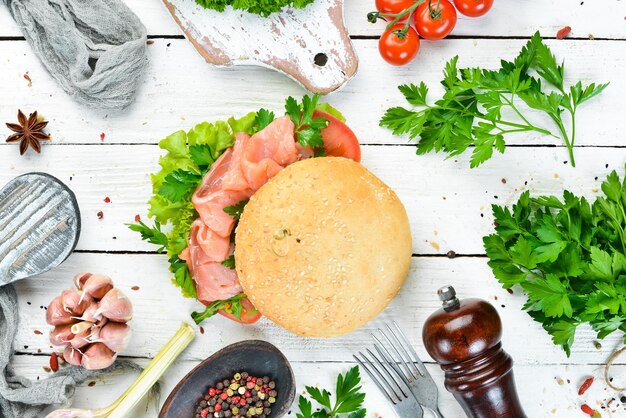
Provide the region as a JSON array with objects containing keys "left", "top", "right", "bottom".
[{"left": 0, "top": 173, "right": 80, "bottom": 283}]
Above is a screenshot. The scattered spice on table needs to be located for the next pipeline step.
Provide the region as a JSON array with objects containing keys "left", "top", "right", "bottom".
[
  {"left": 5, "top": 109, "right": 51, "bottom": 155},
  {"left": 97, "top": 211, "right": 104, "bottom": 219},
  {"left": 104, "top": 196, "right": 111, "bottom": 203},
  {"left": 556, "top": 26, "right": 572, "bottom": 39},
  {"left": 195, "top": 372, "right": 277, "bottom": 418},
  {"left": 100, "top": 132, "right": 106, "bottom": 141},
  {"left": 578, "top": 377, "right": 594, "bottom": 395},
  {"left": 23, "top": 72, "right": 32, "bottom": 87},
  {"left": 131, "top": 286, "right": 140, "bottom": 291},
  {"left": 49, "top": 352, "right": 59, "bottom": 372}
]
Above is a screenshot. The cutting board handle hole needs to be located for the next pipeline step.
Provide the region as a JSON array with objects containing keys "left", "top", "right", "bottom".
[{"left": 314, "top": 53, "right": 328, "bottom": 67}]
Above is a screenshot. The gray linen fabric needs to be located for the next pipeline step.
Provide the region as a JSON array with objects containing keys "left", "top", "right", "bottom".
[
  {"left": 2, "top": 0, "right": 148, "bottom": 110},
  {"left": 0, "top": 284, "right": 153, "bottom": 417}
]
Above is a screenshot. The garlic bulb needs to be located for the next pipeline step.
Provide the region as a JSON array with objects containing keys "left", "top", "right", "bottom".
[{"left": 46, "top": 273, "right": 133, "bottom": 370}]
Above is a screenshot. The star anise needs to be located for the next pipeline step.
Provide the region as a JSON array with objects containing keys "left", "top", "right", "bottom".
[{"left": 6, "top": 110, "right": 51, "bottom": 155}]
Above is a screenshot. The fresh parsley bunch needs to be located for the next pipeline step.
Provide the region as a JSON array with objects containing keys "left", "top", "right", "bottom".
[
  {"left": 381, "top": 32, "right": 607, "bottom": 168},
  {"left": 195, "top": 0, "right": 315, "bottom": 17},
  {"left": 296, "top": 366, "right": 366, "bottom": 418},
  {"left": 484, "top": 167, "right": 626, "bottom": 356},
  {"left": 130, "top": 95, "right": 339, "bottom": 324}
]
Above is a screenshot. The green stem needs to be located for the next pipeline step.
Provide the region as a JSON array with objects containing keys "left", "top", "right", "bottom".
[
  {"left": 423, "top": 104, "right": 555, "bottom": 136},
  {"left": 99, "top": 323, "right": 195, "bottom": 418},
  {"left": 551, "top": 115, "right": 576, "bottom": 167},
  {"left": 501, "top": 95, "right": 534, "bottom": 128}
]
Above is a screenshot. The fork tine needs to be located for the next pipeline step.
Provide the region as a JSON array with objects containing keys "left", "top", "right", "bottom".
[
  {"left": 392, "top": 321, "right": 428, "bottom": 376},
  {"left": 353, "top": 353, "right": 402, "bottom": 404},
  {"left": 372, "top": 342, "right": 416, "bottom": 391},
  {"left": 378, "top": 326, "right": 421, "bottom": 379},
  {"left": 385, "top": 322, "right": 424, "bottom": 377},
  {"left": 365, "top": 348, "right": 410, "bottom": 399}
]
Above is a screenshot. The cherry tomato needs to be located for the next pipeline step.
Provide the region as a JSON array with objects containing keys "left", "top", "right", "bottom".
[
  {"left": 375, "top": 0, "right": 415, "bottom": 16},
  {"left": 414, "top": 0, "right": 457, "bottom": 40},
  {"left": 453, "top": 0, "right": 494, "bottom": 17},
  {"left": 379, "top": 24, "right": 420, "bottom": 66},
  {"left": 313, "top": 110, "right": 361, "bottom": 162},
  {"left": 218, "top": 297, "right": 262, "bottom": 324}
]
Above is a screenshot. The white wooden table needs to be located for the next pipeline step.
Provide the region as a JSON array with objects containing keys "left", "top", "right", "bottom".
[{"left": 1, "top": 1, "right": 626, "bottom": 416}]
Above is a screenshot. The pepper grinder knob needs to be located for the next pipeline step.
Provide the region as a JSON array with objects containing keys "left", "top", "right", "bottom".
[
  {"left": 423, "top": 285, "right": 527, "bottom": 418},
  {"left": 438, "top": 285, "right": 460, "bottom": 312}
]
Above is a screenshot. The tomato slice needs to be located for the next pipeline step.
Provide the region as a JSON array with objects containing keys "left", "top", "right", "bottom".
[
  {"left": 218, "top": 297, "right": 262, "bottom": 324},
  {"left": 313, "top": 110, "right": 361, "bottom": 162}
]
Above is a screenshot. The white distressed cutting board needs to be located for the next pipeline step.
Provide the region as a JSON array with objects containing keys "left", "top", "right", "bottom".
[{"left": 161, "top": 0, "right": 358, "bottom": 93}]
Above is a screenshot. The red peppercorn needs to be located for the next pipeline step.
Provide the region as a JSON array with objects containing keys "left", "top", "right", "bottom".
[
  {"left": 49, "top": 352, "right": 59, "bottom": 372},
  {"left": 104, "top": 196, "right": 111, "bottom": 203},
  {"left": 214, "top": 403, "right": 222, "bottom": 412},
  {"left": 578, "top": 377, "right": 594, "bottom": 396},
  {"left": 581, "top": 404, "right": 594, "bottom": 416},
  {"left": 239, "top": 398, "right": 246, "bottom": 406},
  {"left": 246, "top": 381, "right": 255, "bottom": 389},
  {"left": 220, "top": 392, "right": 228, "bottom": 400},
  {"left": 209, "top": 388, "right": 216, "bottom": 396},
  {"left": 245, "top": 391, "right": 250, "bottom": 397},
  {"left": 200, "top": 409, "right": 208, "bottom": 418}
]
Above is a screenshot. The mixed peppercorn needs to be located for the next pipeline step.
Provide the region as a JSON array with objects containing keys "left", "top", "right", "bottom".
[{"left": 195, "top": 372, "right": 277, "bottom": 418}]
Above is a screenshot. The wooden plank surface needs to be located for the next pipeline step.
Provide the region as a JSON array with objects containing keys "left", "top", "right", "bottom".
[
  {"left": 10, "top": 355, "right": 624, "bottom": 417},
  {"left": 0, "top": 38, "right": 620, "bottom": 146},
  {"left": 0, "top": 145, "right": 622, "bottom": 255},
  {"left": 13, "top": 253, "right": 625, "bottom": 365},
  {"left": 1, "top": 1, "right": 625, "bottom": 417},
  {"left": 1, "top": 0, "right": 625, "bottom": 39}
]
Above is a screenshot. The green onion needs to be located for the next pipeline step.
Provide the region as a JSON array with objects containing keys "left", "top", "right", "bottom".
[{"left": 46, "top": 322, "right": 195, "bottom": 418}]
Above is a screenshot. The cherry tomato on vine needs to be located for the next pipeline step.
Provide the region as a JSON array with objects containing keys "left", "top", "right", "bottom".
[
  {"left": 375, "top": 0, "right": 415, "bottom": 16},
  {"left": 414, "top": 0, "right": 457, "bottom": 41},
  {"left": 379, "top": 24, "right": 420, "bottom": 66},
  {"left": 453, "top": 0, "right": 494, "bottom": 17}
]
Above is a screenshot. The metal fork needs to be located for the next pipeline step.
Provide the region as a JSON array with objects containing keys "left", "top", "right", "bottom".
[
  {"left": 374, "top": 322, "right": 444, "bottom": 418},
  {"left": 354, "top": 348, "right": 424, "bottom": 417}
]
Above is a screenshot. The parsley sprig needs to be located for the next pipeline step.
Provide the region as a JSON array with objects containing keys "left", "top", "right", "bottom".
[
  {"left": 484, "top": 166, "right": 626, "bottom": 356},
  {"left": 286, "top": 94, "right": 329, "bottom": 153},
  {"left": 296, "top": 366, "right": 366, "bottom": 418},
  {"left": 381, "top": 32, "right": 607, "bottom": 168}
]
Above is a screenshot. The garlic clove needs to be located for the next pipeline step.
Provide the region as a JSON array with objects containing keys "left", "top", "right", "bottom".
[
  {"left": 74, "top": 301, "right": 102, "bottom": 323},
  {"left": 73, "top": 272, "right": 93, "bottom": 290},
  {"left": 70, "top": 329, "right": 91, "bottom": 349},
  {"left": 63, "top": 346, "right": 83, "bottom": 366},
  {"left": 82, "top": 274, "right": 114, "bottom": 300},
  {"left": 71, "top": 321, "right": 94, "bottom": 335},
  {"left": 98, "top": 322, "right": 132, "bottom": 353},
  {"left": 95, "top": 288, "right": 133, "bottom": 322},
  {"left": 50, "top": 324, "right": 75, "bottom": 346},
  {"left": 61, "top": 289, "right": 93, "bottom": 316},
  {"left": 46, "top": 296, "right": 75, "bottom": 325},
  {"left": 81, "top": 343, "right": 117, "bottom": 370}
]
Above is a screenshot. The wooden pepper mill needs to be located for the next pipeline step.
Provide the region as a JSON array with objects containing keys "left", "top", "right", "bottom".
[{"left": 422, "top": 286, "right": 527, "bottom": 418}]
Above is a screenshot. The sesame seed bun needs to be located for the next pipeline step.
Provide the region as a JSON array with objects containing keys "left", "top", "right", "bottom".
[{"left": 235, "top": 157, "right": 412, "bottom": 337}]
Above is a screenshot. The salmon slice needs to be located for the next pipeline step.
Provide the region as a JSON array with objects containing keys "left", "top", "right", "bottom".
[
  {"left": 190, "top": 219, "right": 231, "bottom": 262},
  {"left": 221, "top": 132, "right": 252, "bottom": 192},
  {"left": 241, "top": 116, "right": 299, "bottom": 190},
  {"left": 194, "top": 262, "right": 242, "bottom": 304},
  {"left": 185, "top": 116, "right": 302, "bottom": 303}
]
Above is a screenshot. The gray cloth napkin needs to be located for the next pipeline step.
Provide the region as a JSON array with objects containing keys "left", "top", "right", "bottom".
[
  {"left": 2, "top": 0, "right": 148, "bottom": 111},
  {"left": 0, "top": 284, "right": 151, "bottom": 418}
]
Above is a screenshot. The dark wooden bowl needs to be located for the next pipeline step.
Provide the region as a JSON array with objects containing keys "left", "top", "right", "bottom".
[{"left": 159, "top": 340, "right": 295, "bottom": 418}]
